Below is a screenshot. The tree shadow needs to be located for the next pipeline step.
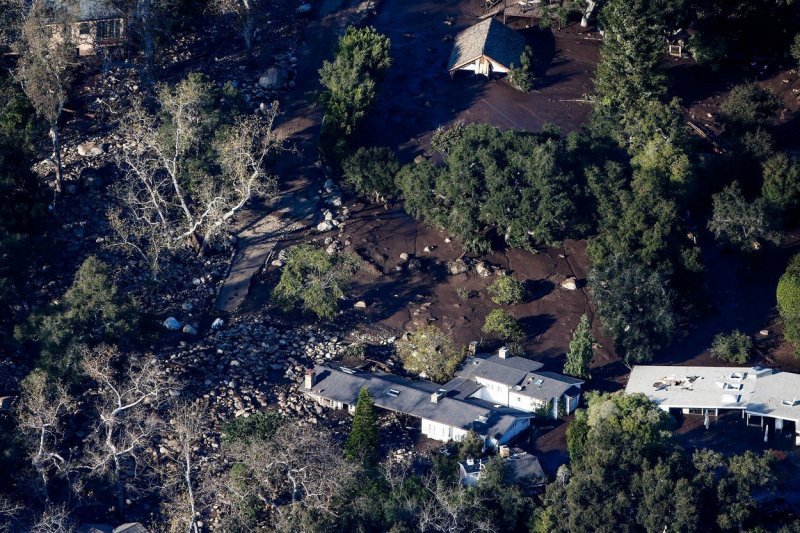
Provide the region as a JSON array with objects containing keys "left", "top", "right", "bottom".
[{"left": 519, "top": 313, "right": 556, "bottom": 338}]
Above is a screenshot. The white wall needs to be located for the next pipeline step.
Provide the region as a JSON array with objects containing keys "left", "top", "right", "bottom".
[
  {"left": 421, "top": 419, "right": 456, "bottom": 442},
  {"left": 497, "top": 418, "right": 531, "bottom": 445},
  {"left": 473, "top": 377, "right": 510, "bottom": 405}
]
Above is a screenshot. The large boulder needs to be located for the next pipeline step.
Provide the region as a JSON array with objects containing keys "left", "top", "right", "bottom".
[
  {"left": 163, "top": 317, "right": 182, "bottom": 330},
  {"left": 77, "top": 141, "right": 104, "bottom": 157},
  {"left": 448, "top": 259, "right": 469, "bottom": 276},
  {"left": 258, "top": 68, "right": 288, "bottom": 89},
  {"left": 560, "top": 276, "right": 578, "bottom": 291}
]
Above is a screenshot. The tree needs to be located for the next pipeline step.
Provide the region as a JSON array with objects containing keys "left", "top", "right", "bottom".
[
  {"left": 18, "top": 256, "right": 138, "bottom": 378},
  {"left": 710, "top": 330, "right": 752, "bottom": 364},
  {"left": 708, "top": 182, "right": 779, "bottom": 251},
  {"left": 716, "top": 452, "right": 776, "bottom": 531},
  {"left": 487, "top": 275, "right": 524, "bottom": 305},
  {"left": 214, "top": 0, "right": 263, "bottom": 54},
  {"left": 271, "top": 245, "right": 360, "bottom": 320},
  {"left": 11, "top": 0, "right": 77, "bottom": 194},
  {"left": 564, "top": 314, "right": 594, "bottom": 379},
  {"left": 721, "top": 83, "right": 780, "bottom": 132},
  {"left": 482, "top": 309, "right": 523, "bottom": 342},
  {"left": 792, "top": 33, "right": 800, "bottom": 69},
  {"left": 111, "top": 74, "right": 282, "bottom": 272},
  {"left": 762, "top": 152, "right": 800, "bottom": 222},
  {"left": 345, "top": 388, "right": 379, "bottom": 465},
  {"left": 777, "top": 253, "right": 800, "bottom": 356},
  {"left": 222, "top": 412, "right": 283, "bottom": 444},
  {"left": 81, "top": 345, "right": 175, "bottom": 518},
  {"left": 589, "top": 254, "right": 677, "bottom": 364},
  {"left": 508, "top": 46, "right": 534, "bottom": 92},
  {"left": 341, "top": 146, "right": 399, "bottom": 202},
  {"left": 16, "top": 370, "right": 74, "bottom": 489},
  {"left": 396, "top": 325, "right": 465, "bottom": 383},
  {"left": 319, "top": 26, "right": 391, "bottom": 159}
]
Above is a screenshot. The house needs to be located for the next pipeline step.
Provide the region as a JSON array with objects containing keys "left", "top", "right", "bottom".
[
  {"left": 625, "top": 365, "right": 800, "bottom": 445},
  {"left": 453, "top": 347, "right": 584, "bottom": 418},
  {"left": 459, "top": 448, "right": 546, "bottom": 490},
  {"left": 48, "top": 0, "right": 126, "bottom": 56},
  {"left": 447, "top": 18, "right": 527, "bottom": 77},
  {"left": 301, "top": 347, "right": 582, "bottom": 447}
]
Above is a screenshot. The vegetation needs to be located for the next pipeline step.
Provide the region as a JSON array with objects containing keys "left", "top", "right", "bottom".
[
  {"left": 272, "top": 245, "right": 360, "bottom": 320},
  {"left": 708, "top": 182, "right": 779, "bottom": 251},
  {"left": 762, "top": 152, "right": 800, "bottom": 224},
  {"left": 341, "top": 146, "right": 399, "bottom": 202},
  {"left": 396, "top": 324, "right": 465, "bottom": 383},
  {"left": 710, "top": 330, "right": 752, "bottom": 364},
  {"left": 793, "top": 33, "right": 800, "bottom": 69},
  {"left": 720, "top": 83, "right": 780, "bottom": 132},
  {"left": 345, "top": 388, "right": 379, "bottom": 465},
  {"left": 17, "top": 256, "right": 139, "bottom": 379},
  {"left": 487, "top": 275, "right": 525, "bottom": 305},
  {"left": 319, "top": 26, "right": 391, "bottom": 160},
  {"left": 482, "top": 309, "right": 524, "bottom": 342},
  {"left": 508, "top": 46, "right": 534, "bottom": 92},
  {"left": 222, "top": 412, "right": 283, "bottom": 444},
  {"left": 563, "top": 314, "right": 593, "bottom": 378},
  {"left": 396, "top": 123, "right": 592, "bottom": 254},
  {"left": 777, "top": 253, "right": 800, "bottom": 356}
]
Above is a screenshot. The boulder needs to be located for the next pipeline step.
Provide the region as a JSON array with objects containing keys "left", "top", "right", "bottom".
[
  {"left": 353, "top": 301, "right": 367, "bottom": 309},
  {"left": 211, "top": 318, "right": 225, "bottom": 330},
  {"left": 316, "top": 220, "right": 334, "bottom": 232},
  {"left": 560, "top": 276, "right": 578, "bottom": 291},
  {"left": 448, "top": 259, "right": 469, "bottom": 275},
  {"left": 258, "top": 68, "right": 288, "bottom": 89},
  {"left": 297, "top": 3, "right": 312, "bottom": 13},
  {"left": 182, "top": 324, "right": 198, "bottom": 335},
  {"left": 77, "top": 141, "right": 104, "bottom": 157},
  {"left": 399, "top": 252, "right": 409, "bottom": 262},
  {"left": 163, "top": 317, "right": 182, "bottom": 330},
  {"left": 475, "top": 261, "right": 491, "bottom": 277}
]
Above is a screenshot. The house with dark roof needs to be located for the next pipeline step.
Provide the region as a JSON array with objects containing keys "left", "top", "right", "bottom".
[
  {"left": 301, "top": 347, "right": 582, "bottom": 447},
  {"left": 448, "top": 18, "right": 527, "bottom": 77},
  {"left": 48, "top": 0, "right": 126, "bottom": 56},
  {"left": 458, "top": 448, "right": 546, "bottom": 490}
]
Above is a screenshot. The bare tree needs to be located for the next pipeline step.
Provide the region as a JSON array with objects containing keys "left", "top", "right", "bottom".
[
  {"left": 214, "top": 0, "right": 261, "bottom": 54},
  {"left": 111, "top": 75, "right": 282, "bottom": 273},
  {"left": 16, "top": 369, "right": 74, "bottom": 491},
  {"left": 11, "top": 0, "right": 77, "bottom": 194},
  {"left": 0, "top": 495, "right": 23, "bottom": 532},
  {"left": 220, "top": 423, "right": 355, "bottom": 529},
  {"left": 81, "top": 345, "right": 176, "bottom": 518},
  {"left": 415, "top": 475, "right": 494, "bottom": 533},
  {"left": 30, "top": 504, "right": 74, "bottom": 533},
  {"left": 161, "top": 400, "right": 209, "bottom": 533}
]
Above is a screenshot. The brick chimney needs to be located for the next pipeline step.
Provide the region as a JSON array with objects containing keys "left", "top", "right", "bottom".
[
  {"left": 304, "top": 368, "right": 315, "bottom": 389},
  {"left": 498, "top": 346, "right": 509, "bottom": 359},
  {"left": 431, "top": 390, "right": 445, "bottom": 403}
]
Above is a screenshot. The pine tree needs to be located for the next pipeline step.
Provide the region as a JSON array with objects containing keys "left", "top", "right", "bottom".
[
  {"left": 564, "top": 315, "right": 594, "bottom": 378},
  {"left": 345, "top": 387, "right": 379, "bottom": 464}
]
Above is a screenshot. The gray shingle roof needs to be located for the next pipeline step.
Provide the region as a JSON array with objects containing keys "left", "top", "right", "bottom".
[
  {"left": 304, "top": 365, "right": 532, "bottom": 440},
  {"left": 456, "top": 355, "right": 543, "bottom": 386},
  {"left": 448, "top": 18, "right": 527, "bottom": 71},
  {"left": 50, "top": 0, "right": 123, "bottom": 21},
  {"left": 512, "top": 371, "right": 581, "bottom": 402}
]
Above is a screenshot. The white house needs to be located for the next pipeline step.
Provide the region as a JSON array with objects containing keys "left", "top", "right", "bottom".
[
  {"left": 625, "top": 365, "right": 800, "bottom": 446},
  {"left": 458, "top": 448, "right": 546, "bottom": 490}
]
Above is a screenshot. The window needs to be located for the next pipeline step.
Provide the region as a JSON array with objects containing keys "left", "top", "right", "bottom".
[
  {"left": 96, "top": 19, "right": 121, "bottom": 41},
  {"left": 78, "top": 22, "right": 91, "bottom": 36}
]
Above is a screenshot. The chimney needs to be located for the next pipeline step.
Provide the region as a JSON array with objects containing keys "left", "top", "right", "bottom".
[
  {"left": 499, "top": 445, "right": 511, "bottom": 458},
  {"left": 304, "top": 368, "right": 315, "bottom": 389},
  {"left": 498, "top": 346, "right": 509, "bottom": 359},
  {"left": 468, "top": 341, "right": 478, "bottom": 355},
  {"left": 431, "top": 390, "right": 445, "bottom": 403},
  {"left": 466, "top": 457, "right": 474, "bottom": 466}
]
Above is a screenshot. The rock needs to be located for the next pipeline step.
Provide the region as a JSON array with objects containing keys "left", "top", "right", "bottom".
[
  {"left": 399, "top": 252, "right": 409, "bottom": 262},
  {"left": 211, "top": 318, "right": 225, "bottom": 330},
  {"left": 408, "top": 258, "right": 422, "bottom": 272},
  {"left": 182, "top": 324, "right": 198, "bottom": 335},
  {"left": 317, "top": 220, "right": 334, "bottom": 232},
  {"left": 444, "top": 237, "right": 452, "bottom": 243},
  {"left": 77, "top": 141, "right": 103, "bottom": 157},
  {"left": 475, "top": 261, "right": 491, "bottom": 277},
  {"left": 759, "top": 329, "right": 770, "bottom": 336},
  {"left": 297, "top": 2, "right": 312, "bottom": 13},
  {"left": 325, "top": 242, "right": 339, "bottom": 255},
  {"left": 353, "top": 301, "right": 367, "bottom": 309},
  {"left": 182, "top": 302, "right": 194, "bottom": 311},
  {"left": 258, "top": 67, "right": 288, "bottom": 89},
  {"left": 560, "top": 276, "right": 578, "bottom": 291},
  {"left": 323, "top": 210, "right": 334, "bottom": 221},
  {"left": 448, "top": 259, "right": 469, "bottom": 275},
  {"left": 163, "top": 317, "right": 182, "bottom": 330}
]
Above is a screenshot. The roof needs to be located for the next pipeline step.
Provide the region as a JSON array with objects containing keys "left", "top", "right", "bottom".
[
  {"left": 305, "top": 365, "right": 533, "bottom": 440},
  {"left": 448, "top": 18, "right": 527, "bottom": 71},
  {"left": 459, "top": 450, "right": 545, "bottom": 484},
  {"left": 49, "top": 0, "right": 124, "bottom": 21},
  {"left": 512, "top": 371, "right": 583, "bottom": 402},
  {"left": 746, "top": 371, "right": 800, "bottom": 422},
  {"left": 625, "top": 365, "right": 768, "bottom": 410},
  {"left": 456, "top": 355, "right": 543, "bottom": 386},
  {"left": 113, "top": 524, "right": 148, "bottom": 533}
]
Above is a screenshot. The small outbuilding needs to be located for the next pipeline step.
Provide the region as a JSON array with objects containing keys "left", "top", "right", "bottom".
[{"left": 448, "top": 18, "right": 526, "bottom": 77}]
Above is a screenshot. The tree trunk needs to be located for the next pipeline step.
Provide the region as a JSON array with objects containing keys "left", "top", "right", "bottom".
[
  {"left": 243, "top": 12, "right": 254, "bottom": 55},
  {"left": 50, "top": 126, "right": 63, "bottom": 194},
  {"left": 113, "top": 460, "right": 127, "bottom": 519}
]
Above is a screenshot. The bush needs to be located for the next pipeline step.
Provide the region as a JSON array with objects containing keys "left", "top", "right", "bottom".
[
  {"left": 487, "top": 275, "right": 525, "bottom": 305},
  {"left": 17, "top": 256, "right": 139, "bottom": 378},
  {"left": 721, "top": 84, "right": 780, "bottom": 131},
  {"left": 222, "top": 412, "right": 283, "bottom": 444},
  {"left": 564, "top": 314, "right": 593, "bottom": 378},
  {"left": 341, "top": 146, "right": 399, "bottom": 202},
  {"left": 508, "top": 46, "right": 534, "bottom": 92},
  {"left": 777, "top": 253, "right": 800, "bottom": 356},
  {"left": 482, "top": 309, "right": 524, "bottom": 341},
  {"left": 791, "top": 33, "right": 800, "bottom": 69},
  {"left": 396, "top": 324, "right": 465, "bottom": 383},
  {"left": 710, "top": 331, "right": 752, "bottom": 364},
  {"left": 762, "top": 152, "right": 800, "bottom": 221},
  {"left": 688, "top": 33, "right": 727, "bottom": 70},
  {"left": 272, "top": 245, "right": 360, "bottom": 320}
]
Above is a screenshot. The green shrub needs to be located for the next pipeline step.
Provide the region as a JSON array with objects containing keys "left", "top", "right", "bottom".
[
  {"left": 272, "top": 245, "right": 360, "bottom": 320},
  {"left": 721, "top": 84, "right": 780, "bottom": 131},
  {"left": 708, "top": 182, "right": 779, "bottom": 251},
  {"left": 710, "top": 331, "right": 752, "bottom": 364},
  {"left": 487, "top": 275, "right": 525, "bottom": 305},
  {"left": 482, "top": 309, "right": 523, "bottom": 341},
  {"left": 508, "top": 46, "right": 534, "bottom": 92},
  {"left": 762, "top": 152, "right": 800, "bottom": 220},
  {"left": 222, "top": 412, "right": 283, "bottom": 444},
  {"left": 341, "top": 146, "right": 399, "bottom": 202},
  {"left": 791, "top": 33, "right": 800, "bottom": 69},
  {"left": 397, "top": 324, "right": 465, "bottom": 383},
  {"left": 564, "top": 314, "right": 594, "bottom": 378},
  {"left": 777, "top": 253, "right": 800, "bottom": 356},
  {"left": 688, "top": 33, "right": 727, "bottom": 70}
]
